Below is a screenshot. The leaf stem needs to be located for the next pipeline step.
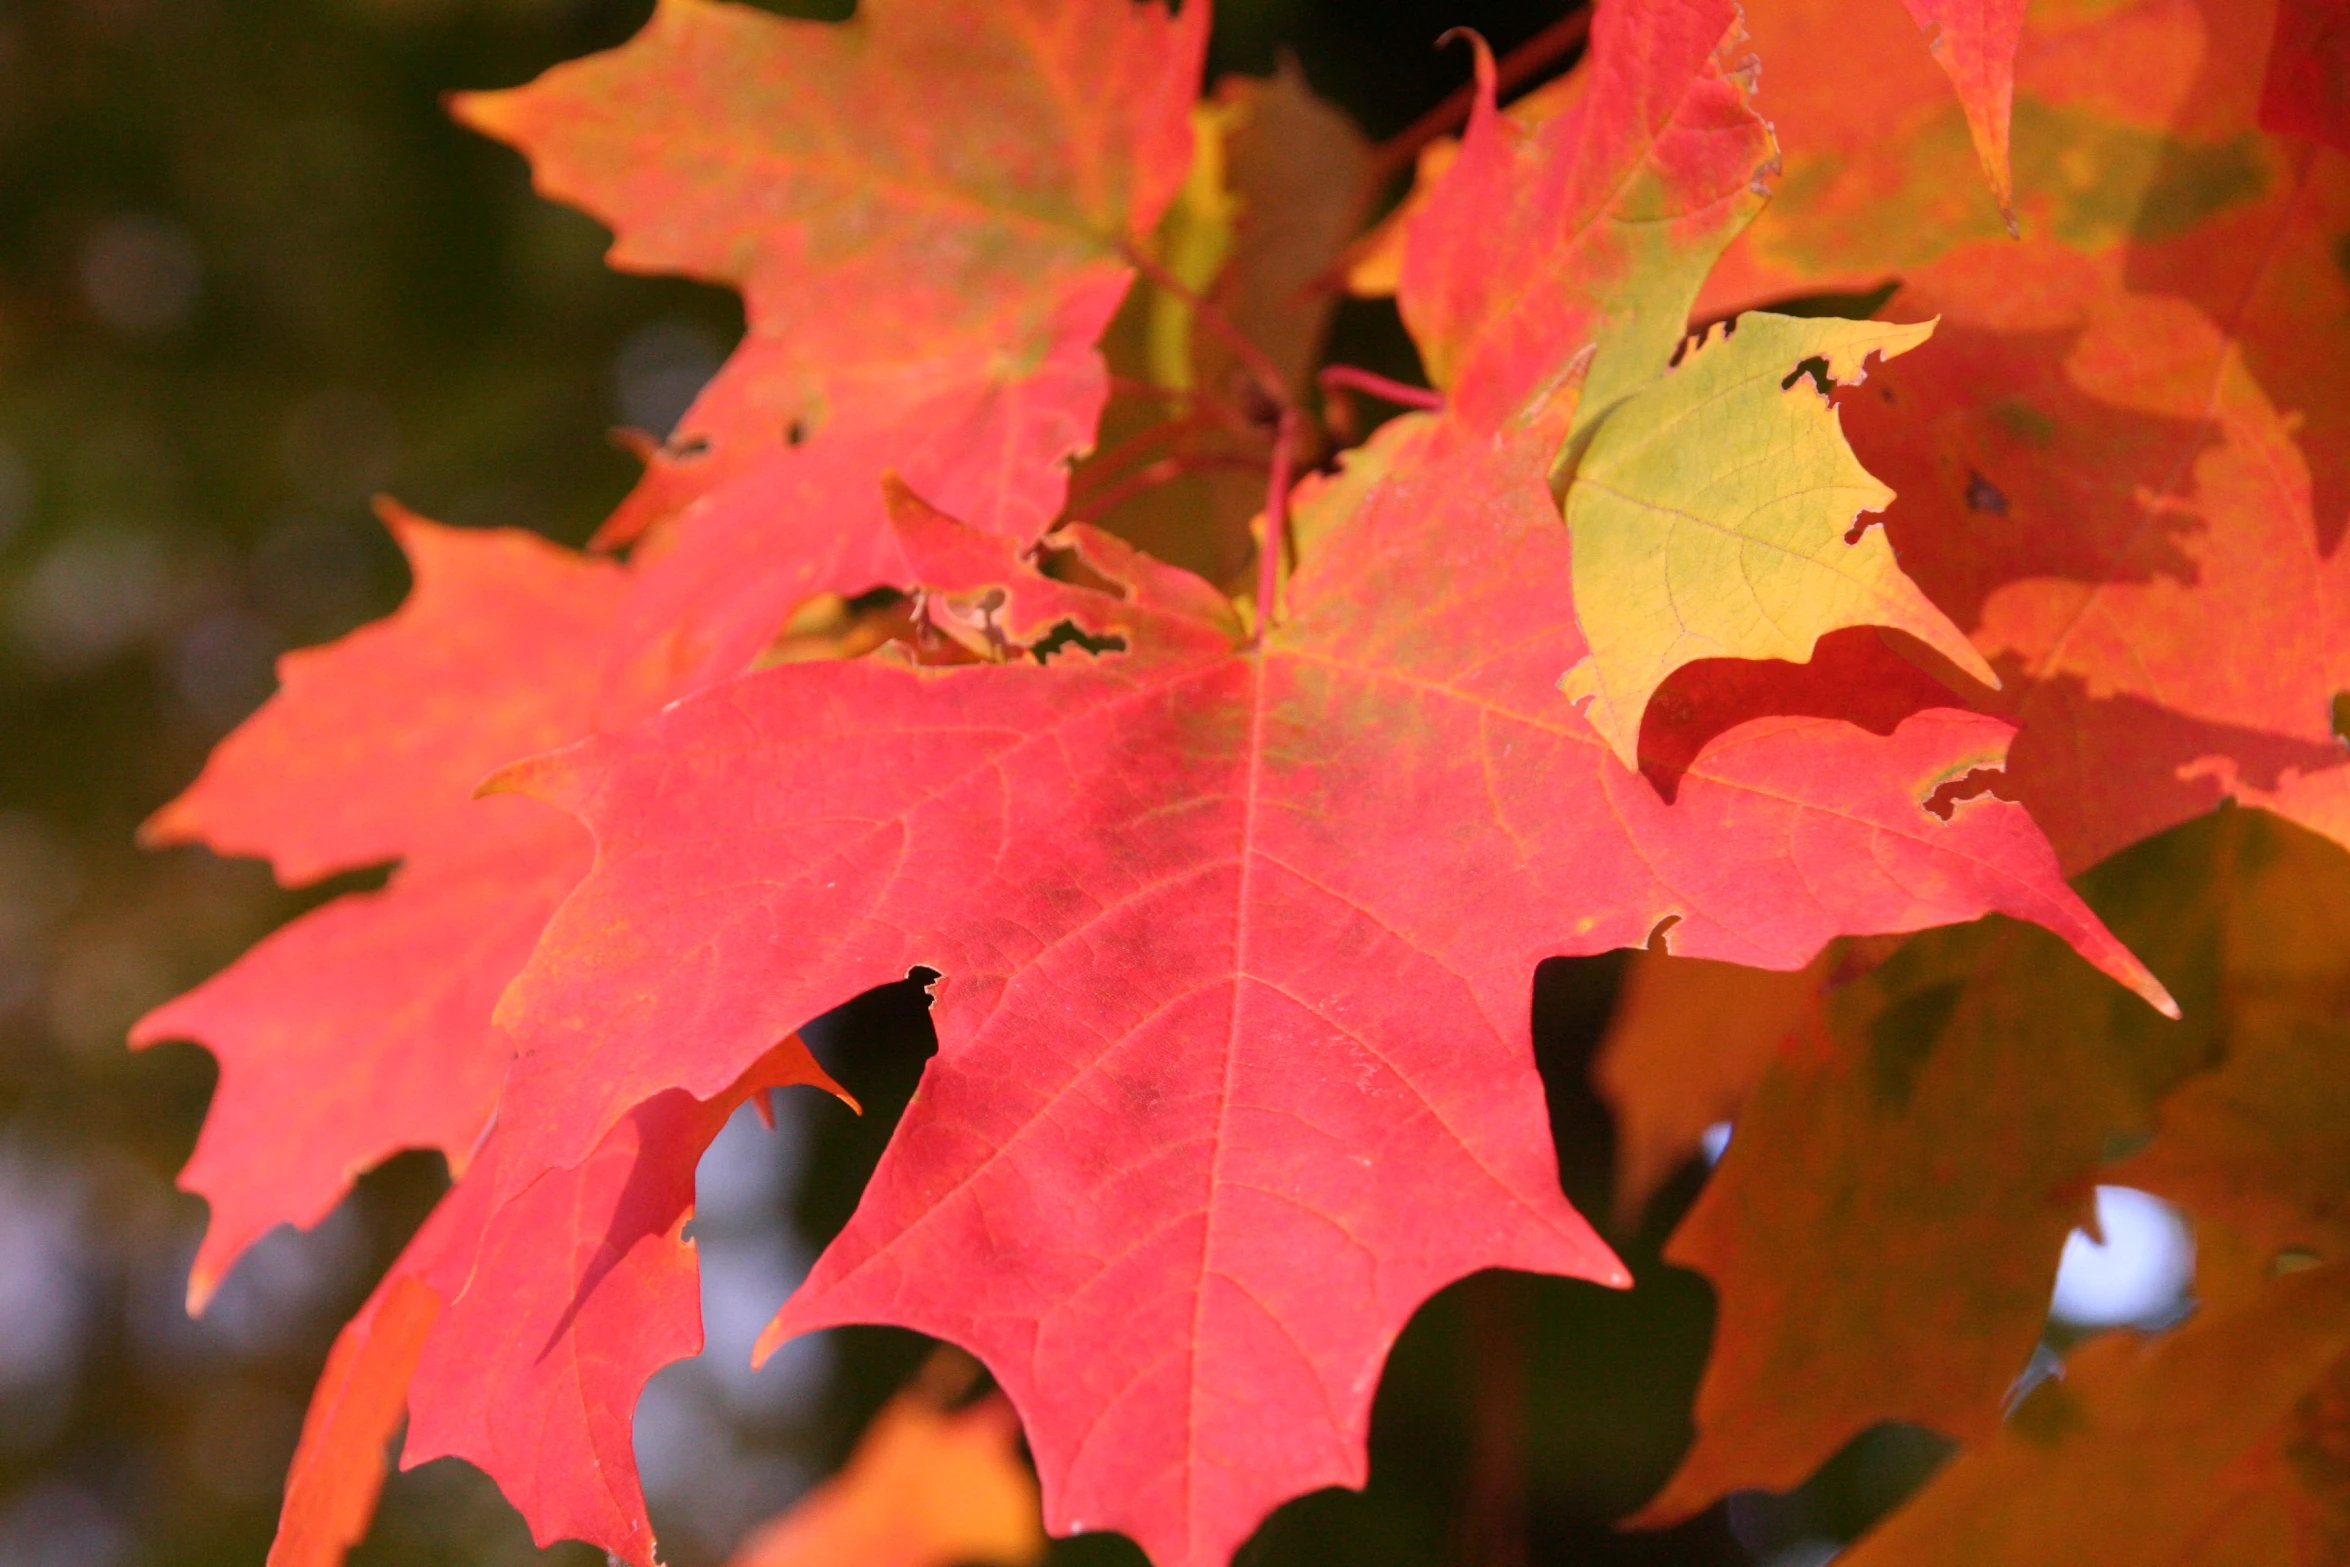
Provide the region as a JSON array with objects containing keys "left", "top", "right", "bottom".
[
  {"left": 1255, "top": 407, "right": 1301, "bottom": 644},
  {"left": 1318, "top": 364, "right": 1445, "bottom": 412}
]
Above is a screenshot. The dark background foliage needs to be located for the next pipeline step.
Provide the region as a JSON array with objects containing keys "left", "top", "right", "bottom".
[{"left": 0, "top": 3, "right": 1913, "bottom": 1564}]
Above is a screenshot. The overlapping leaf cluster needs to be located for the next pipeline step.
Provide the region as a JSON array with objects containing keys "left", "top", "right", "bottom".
[{"left": 128, "top": 0, "right": 2350, "bottom": 1564}]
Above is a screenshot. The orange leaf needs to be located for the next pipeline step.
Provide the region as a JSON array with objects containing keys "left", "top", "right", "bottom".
[
  {"left": 1593, "top": 946, "right": 1831, "bottom": 1223},
  {"left": 726, "top": 1368, "right": 1044, "bottom": 1567},
  {"left": 266, "top": 1277, "right": 440, "bottom": 1567},
  {"left": 1837, "top": 1264, "right": 2350, "bottom": 1567},
  {"left": 1643, "top": 807, "right": 2350, "bottom": 1523}
]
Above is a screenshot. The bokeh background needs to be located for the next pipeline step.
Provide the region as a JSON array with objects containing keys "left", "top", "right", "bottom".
[{"left": 0, "top": 2, "right": 2196, "bottom": 1565}]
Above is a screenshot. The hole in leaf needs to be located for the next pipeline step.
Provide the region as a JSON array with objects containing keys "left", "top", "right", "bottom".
[
  {"left": 1923, "top": 766, "right": 2008, "bottom": 821},
  {"left": 1781, "top": 355, "right": 1833, "bottom": 396},
  {"left": 756, "top": 586, "right": 912, "bottom": 667},
  {"left": 1670, "top": 315, "right": 1734, "bottom": 368},
  {"left": 1965, "top": 469, "right": 2009, "bottom": 515},
  {"left": 1030, "top": 536, "right": 1131, "bottom": 599},
  {"left": 2331, "top": 692, "right": 2350, "bottom": 744},
  {"left": 786, "top": 418, "right": 808, "bottom": 447},
  {"left": 1029, "top": 621, "right": 1128, "bottom": 663}
]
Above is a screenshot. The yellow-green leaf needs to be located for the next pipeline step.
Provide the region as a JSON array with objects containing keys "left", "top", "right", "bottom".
[{"left": 1558, "top": 312, "right": 1997, "bottom": 769}]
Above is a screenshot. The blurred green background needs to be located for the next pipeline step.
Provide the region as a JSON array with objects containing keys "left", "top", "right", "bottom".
[{"left": 0, "top": 3, "right": 1929, "bottom": 1564}]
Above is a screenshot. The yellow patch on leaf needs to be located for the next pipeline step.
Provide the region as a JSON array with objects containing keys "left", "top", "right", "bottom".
[{"left": 1558, "top": 312, "right": 1995, "bottom": 769}]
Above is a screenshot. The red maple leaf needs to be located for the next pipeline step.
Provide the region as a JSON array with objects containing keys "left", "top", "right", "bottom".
[
  {"left": 489, "top": 455, "right": 2161, "bottom": 1564},
  {"left": 453, "top": 0, "right": 1202, "bottom": 561},
  {"left": 132, "top": 512, "right": 624, "bottom": 1307}
]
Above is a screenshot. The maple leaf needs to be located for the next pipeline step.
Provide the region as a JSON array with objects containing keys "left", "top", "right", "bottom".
[
  {"left": 725, "top": 1353, "right": 1045, "bottom": 1567},
  {"left": 455, "top": 0, "right": 1203, "bottom": 555},
  {"left": 1835, "top": 1264, "right": 2350, "bottom": 1567},
  {"left": 454, "top": 0, "right": 1209, "bottom": 725},
  {"left": 1396, "top": 0, "right": 1777, "bottom": 445},
  {"left": 131, "top": 510, "right": 624, "bottom": 1307},
  {"left": 1555, "top": 312, "right": 1996, "bottom": 767},
  {"left": 266, "top": 1036, "right": 842, "bottom": 1567},
  {"left": 1694, "top": 0, "right": 2350, "bottom": 874},
  {"left": 1591, "top": 946, "right": 1832, "bottom": 1223},
  {"left": 1640, "top": 806, "right": 2350, "bottom": 1523},
  {"left": 1894, "top": 0, "right": 2026, "bottom": 228},
  {"left": 487, "top": 463, "right": 2163, "bottom": 1567}
]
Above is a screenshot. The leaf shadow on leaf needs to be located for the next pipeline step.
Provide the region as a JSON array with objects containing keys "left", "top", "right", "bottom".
[
  {"left": 1994, "top": 667, "right": 2350, "bottom": 874},
  {"left": 1852, "top": 317, "right": 2221, "bottom": 632},
  {"left": 532, "top": 1088, "right": 709, "bottom": 1360},
  {"left": 1633, "top": 627, "right": 1958, "bottom": 804},
  {"left": 2113, "top": 5, "right": 2350, "bottom": 558}
]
